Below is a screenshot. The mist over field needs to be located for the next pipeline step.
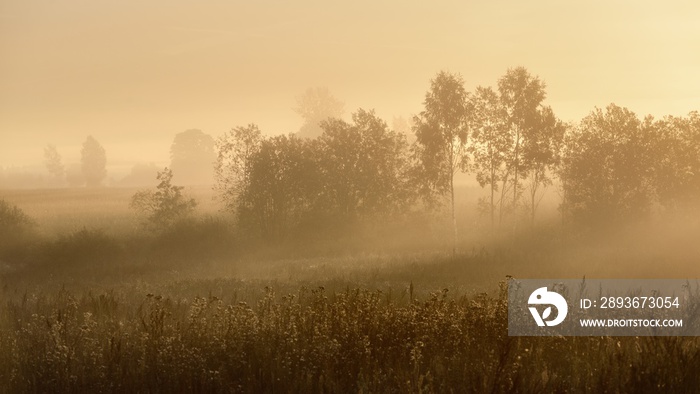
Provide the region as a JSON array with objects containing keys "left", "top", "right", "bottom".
[{"left": 1, "top": 1, "right": 700, "bottom": 392}]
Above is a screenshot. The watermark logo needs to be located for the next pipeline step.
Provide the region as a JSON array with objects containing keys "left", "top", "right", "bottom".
[{"left": 528, "top": 287, "right": 568, "bottom": 327}]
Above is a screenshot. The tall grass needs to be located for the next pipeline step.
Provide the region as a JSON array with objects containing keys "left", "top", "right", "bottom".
[{"left": 1, "top": 283, "right": 699, "bottom": 393}]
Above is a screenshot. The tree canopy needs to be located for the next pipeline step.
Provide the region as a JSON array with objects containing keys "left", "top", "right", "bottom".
[
  {"left": 170, "top": 129, "right": 216, "bottom": 185},
  {"left": 81, "top": 136, "right": 107, "bottom": 187}
]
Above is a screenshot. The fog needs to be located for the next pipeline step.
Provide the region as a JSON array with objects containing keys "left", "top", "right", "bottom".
[
  {"left": 3, "top": 3, "right": 700, "bottom": 391},
  {"left": 2, "top": 0, "right": 699, "bottom": 171}
]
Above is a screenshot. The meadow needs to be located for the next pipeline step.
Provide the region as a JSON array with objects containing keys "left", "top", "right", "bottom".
[{"left": 1, "top": 187, "right": 700, "bottom": 392}]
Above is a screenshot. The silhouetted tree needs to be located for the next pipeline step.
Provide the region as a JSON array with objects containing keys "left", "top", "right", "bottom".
[
  {"left": 130, "top": 168, "right": 197, "bottom": 229},
  {"left": 522, "top": 106, "right": 566, "bottom": 225},
  {"left": 215, "top": 124, "right": 263, "bottom": 212},
  {"left": 81, "top": 136, "right": 107, "bottom": 187},
  {"left": 497, "top": 68, "right": 544, "bottom": 205},
  {"left": 649, "top": 112, "right": 700, "bottom": 211},
  {"left": 318, "top": 109, "right": 412, "bottom": 219},
  {"left": 559, "top": 104, "right": 654, "bottom": 227},
  {"left": 468, "top": 86, "right": 510, "bottom": 229},
  {"left": 236, "top": 110, "right": 412, "bottom": 241},
  {"left": 412, "top": 71, "right": 469, "bottom": 255},
  {"left": 170, "top": 129, "right": 216, "bottom": 185},
  {"left": 237, "top": 135, "right": 319, "bottom": 240},
  {"left": 294, "top": 87, "right": 344, "bottom": 139},
  {"left": 43, "top": 144, "right": 65, "bottom": 184}
]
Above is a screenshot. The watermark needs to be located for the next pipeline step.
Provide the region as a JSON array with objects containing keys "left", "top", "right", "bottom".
[
  {"left": 528, "top": 287, "right": 568, "bottom": 327},
  {"left": 508, "top": 279, "right": 700, "bottom": 336}
]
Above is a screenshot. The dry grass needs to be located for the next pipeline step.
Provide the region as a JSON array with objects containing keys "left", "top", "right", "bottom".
[
  {"left": 2, "top": 188, "right": 700, "bottom": 392},
  {"left": 1, "top": 282, "right": 699, "bottom": 393}
]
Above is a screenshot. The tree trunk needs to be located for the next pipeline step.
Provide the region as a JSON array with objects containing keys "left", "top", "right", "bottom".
[
  {"left": 513, "top": 127, "right": 520, "bottom": 211},
  {"left": 490, "top": 165, "right": 495, "bottom": 231},
  {"left": 530, "top": 171, "right": 538, "bottom": 227},
  {"left": 451, "top": 166, "right": 457, "bottom": 257}
]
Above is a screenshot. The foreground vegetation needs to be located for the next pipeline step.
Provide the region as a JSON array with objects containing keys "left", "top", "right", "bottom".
[
  {"left": 2, "top": 279, "right": 700, "bottom": 393},
  {"left": 2, "top": 187, "right": 700, "bottom": 392}
]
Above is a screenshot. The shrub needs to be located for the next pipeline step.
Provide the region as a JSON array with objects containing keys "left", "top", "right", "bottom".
[
  {"left": 130, "top": 168, "right": 197, "bottom": 230},
  {"left": 0, "top": 199, "right": 34, "bottom": 234},
  {"left": 0, "top": 199, "right": 36, "bottom": 254}
]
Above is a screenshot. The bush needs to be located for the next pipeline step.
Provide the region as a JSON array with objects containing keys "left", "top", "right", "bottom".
[
  {"left": 130, "top": 168, "right": 197, "bottom": 230},
  {"left": 149, "top": 216, "right": 237, "bottom": 263},
  {"left": 0, "top": 199, "right": 34, "bottom": 234},
  {"left": 45, "top": 228, "right": 122, "bottom": 270},
  {"left": 0, "top": 200, "right": 36, "bottom": 256}
]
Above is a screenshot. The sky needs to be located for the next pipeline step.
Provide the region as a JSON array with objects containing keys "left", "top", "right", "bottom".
[{"left": 1, "top": 0, "right": 699, "bottom": 176}]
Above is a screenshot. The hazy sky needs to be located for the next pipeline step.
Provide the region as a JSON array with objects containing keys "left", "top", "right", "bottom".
[{"left": 1, "top": 0, "right": 699, "bottom": 174}]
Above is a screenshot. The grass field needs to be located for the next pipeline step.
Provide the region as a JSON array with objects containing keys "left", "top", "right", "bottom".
[
  {"left": 1, "top": 187, "right": 700, "bottom": 392},
  {"left": 0, "top": 187, "right": 223, "bottom": 236}
]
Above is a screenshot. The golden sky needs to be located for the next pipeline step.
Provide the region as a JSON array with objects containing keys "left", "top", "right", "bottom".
[{"left": 1, "top": 0, "right": 699, "bottom": 172}]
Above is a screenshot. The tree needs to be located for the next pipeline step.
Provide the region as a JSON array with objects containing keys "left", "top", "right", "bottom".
[
  {"left": 497, "top": 67, "right": 547, "bottom": 213},
  {"left": 392, "top": 116, "right": 414, "bottom": 142},
  {"left": 235, "top": 110, "right": 412, "bottom": 241},
  {"left": 468, "top": 86, "right": 511, "bottom": 229},
  {"left": 237, "top": 135, "right": 319, "bottom": 240},
  {"left": 318, "top": 109, "right": 412, "bottom": 219},
  {"left": 81, "top": 136, "right": 107, "bottom": 187},
  {"left": 66, "top": 164, "right": 85, "bottom": 188},
  {"left": 294, "top": 87, "right": 344, "bottom": 139},
  {"left": 43, "top": 144, "right": 65, "bottom": 183},
  {"left": 522, "top": 106, "right": 566, "bottom": 225},
  {"left": 649, "top": 112, "right": 700, "bottom": 211},
  {"left": 119, "top": 163, "right": 159, "bottom": 187},
  {"left": 130, "top": 168, "right": 197, "bottom": 229},
  {"left": 559, "top": 104, "right": 654, "bottom": 227},
  {"left": 170, "top": 129, "right": 216, "bottom": 185},
  {"left": 215, "top": 124, "right": 263, "bottom": 212},
  {"left": 412, "top": 71, "right": 469, "bottom": 255}
]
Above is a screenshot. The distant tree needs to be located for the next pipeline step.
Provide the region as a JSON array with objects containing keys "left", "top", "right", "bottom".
[
  {"left": 119, "top": 163, "right": 159, "bottom": 187},
  {"left": 392, "top": 116, "right": 413, "bottom": 137},
  {"left": 468, "top": 86, "right": 511, "bottom": 229},
  {"left": 237, "top": 135, "right": 319, "bottom": 240},
  {"left": 559, "top": 104, "right": 655, "bottom": 227},
  {"left": 81, "top": 136, "right": 107, "bottom": 187},
  {"left": 649, "top": 112, "right": 700, "bottom": 211},
  {"left": 237, "top": 110, "right": 412, "bottom": 241},
  {"left": 66, "top": 163, "right": 85, "bottom": 188},
  {"left": 497, "top": 68, "right": 547, "bottom": 211},
  {"left": 412, "top": 71, "right": 469, "bottom": 255},
  {"left": 170, "top": 129, "right": 216, "bottom": 185},
  {"left": 215, "top": 124, "right": 263, "bottom": 212},
  {"left": 43, "top": 144, "right": 65, "bottom": 183},
  {"left": 130, "top": 168, "right": 197, "bottom": 229},
  {"left": 318, "top": 109, "right": 412, "bottom": 219},
  {"left": 294, "top": 87, "right": 344, "bottom": 139},
  {"left": 522, "top": 106, "right": 566, "bottom": 225}
]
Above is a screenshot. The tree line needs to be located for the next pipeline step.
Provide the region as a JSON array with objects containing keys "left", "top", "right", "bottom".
[
  {"left": 34, "top": 130, "right": 217, "bottom": 188},
  {"left": 26, "top": 67, "right": 699, "bottom": 249},
  {"left": 212, "top": 67, "right": 700, "bottom": 248}
]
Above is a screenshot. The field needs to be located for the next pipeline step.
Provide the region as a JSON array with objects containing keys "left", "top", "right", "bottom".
[{"left": 1, "top": 188, "right": 700, "bottom": 392}]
